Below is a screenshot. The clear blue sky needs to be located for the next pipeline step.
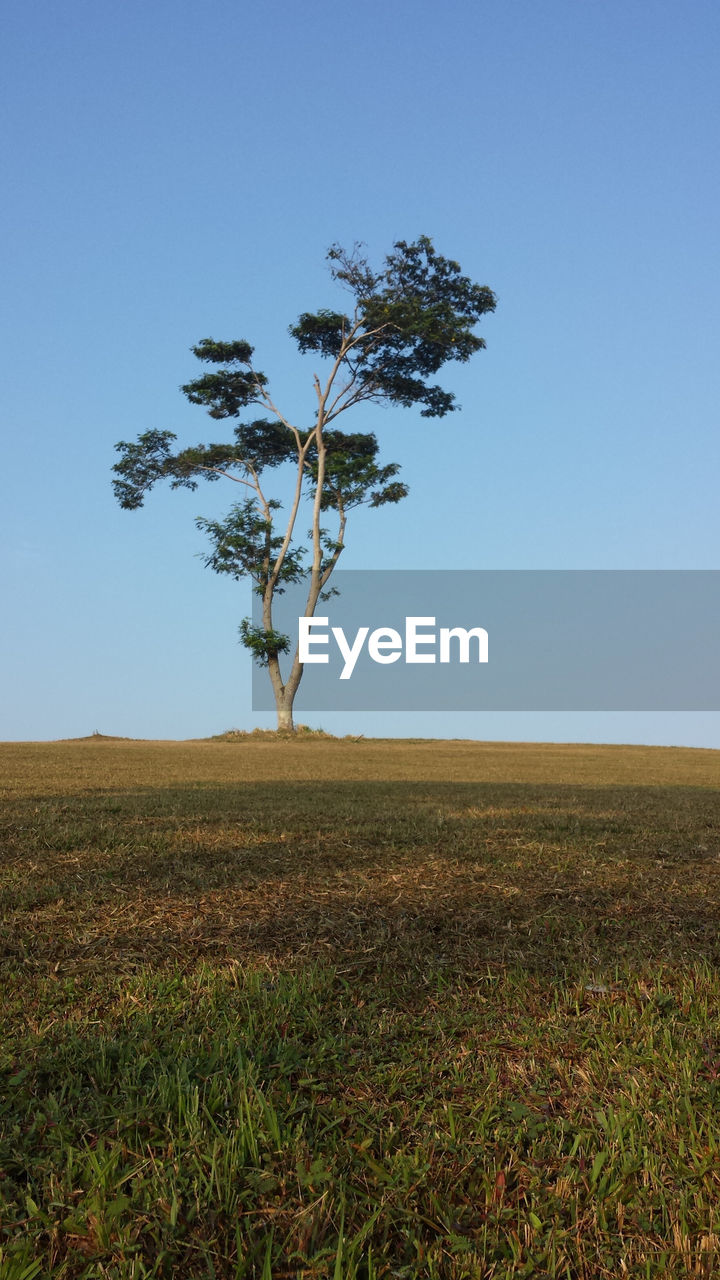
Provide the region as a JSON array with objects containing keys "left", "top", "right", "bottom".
[{"left": 2, "top": 0, "right": 719, "bottom": 745}]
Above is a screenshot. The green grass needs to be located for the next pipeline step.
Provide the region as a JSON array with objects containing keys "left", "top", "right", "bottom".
[{"left": 1, "top": 736, "right": 719, "bottom": 1277}]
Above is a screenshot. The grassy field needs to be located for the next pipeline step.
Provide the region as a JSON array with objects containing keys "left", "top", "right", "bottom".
[{"left": 1, "top": 735, "right": 719, "bottom": 1278}]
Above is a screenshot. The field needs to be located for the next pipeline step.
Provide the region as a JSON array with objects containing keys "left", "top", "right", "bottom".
[{"left": 1, "top": 735, "right": 719, "bottom": 1278}]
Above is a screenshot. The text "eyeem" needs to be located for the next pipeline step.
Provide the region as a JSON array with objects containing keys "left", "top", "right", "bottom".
[{"left": 299, "top": 616, "right": 489, "bottom": 680}]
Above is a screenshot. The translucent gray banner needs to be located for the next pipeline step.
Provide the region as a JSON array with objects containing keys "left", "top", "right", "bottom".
[{"left": 251, "top": 571, "right": 720, "bottom": 711}]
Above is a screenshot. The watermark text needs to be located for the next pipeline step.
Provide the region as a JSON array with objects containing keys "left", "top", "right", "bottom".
[{"left": 299, "top": 616, "right": 489, "bottom": 680}]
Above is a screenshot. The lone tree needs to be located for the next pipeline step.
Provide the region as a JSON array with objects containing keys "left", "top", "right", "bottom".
[{"left": 113, "top": 237, "right": 496, "bottom": 731}]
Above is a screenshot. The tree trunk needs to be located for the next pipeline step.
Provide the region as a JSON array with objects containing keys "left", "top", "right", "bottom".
[
  {"left": 268, "top": 653, "right": 300, "bottom": 733},
  {"left": 265, "top": 608, "right": 299, "bottom": 734},
  {"left": 276, "top": 695, "right": 295, "bottom": 733}
]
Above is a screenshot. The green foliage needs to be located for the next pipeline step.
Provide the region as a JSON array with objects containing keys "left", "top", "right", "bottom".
[
  {"left": 191, "top": 337, "right": 255, "bottom": 364},
  {"left": 111, "top": 428, "right": 179, "bottom": 509},
  {"left": 238, "top": 620, "right": 292, "bottom": 665},
  {"left": 233, "top": 418, "right": 298, "bottom": 470},
  {"left": 287, "top": 309, "right": 351, "bottom": 358},
  {"left": 306, "top": 429, "right": 409, "bottom": 512},
  {"left": 292, "top": 235, "right": 496, "bottom": 417},
  {"left": 182, "top": 337, "right": 268, "bottom": 419},
  {"left": 195, "top": 499, "right": 306, "bottom": 589}
]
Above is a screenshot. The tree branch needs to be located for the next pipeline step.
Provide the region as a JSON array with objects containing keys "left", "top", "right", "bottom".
[
  {"left": 320, "top": 496, "right": 346, "bottom": 590},
  {"left": 196, "top": 464, "right": 257, "bottom": 491},
  {"left": 266, "top": 430, "right": 315, "bottom": 593}
]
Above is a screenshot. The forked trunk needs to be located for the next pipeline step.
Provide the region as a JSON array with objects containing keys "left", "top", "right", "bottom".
[{"left": 266, "top": 628, "right": 299, "bottom": 734}]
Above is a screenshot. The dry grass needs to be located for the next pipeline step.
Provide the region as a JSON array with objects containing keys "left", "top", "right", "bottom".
[{"left": 1, "top": 737, "right": 719, "bottom": 1277}]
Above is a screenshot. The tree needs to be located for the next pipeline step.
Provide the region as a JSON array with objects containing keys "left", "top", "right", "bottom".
[{"left": 113, "top": 237, "right": 496, "bottom": 731}]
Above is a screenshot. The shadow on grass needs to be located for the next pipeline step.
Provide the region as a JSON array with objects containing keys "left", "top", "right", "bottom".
[{"left": 2, "top": 780, "right": 719, "bottom": 980}]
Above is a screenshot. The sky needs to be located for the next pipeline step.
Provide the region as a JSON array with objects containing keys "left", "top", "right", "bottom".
[{"left": 2, "top": 0, "right": 719, "bottom": 746}]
